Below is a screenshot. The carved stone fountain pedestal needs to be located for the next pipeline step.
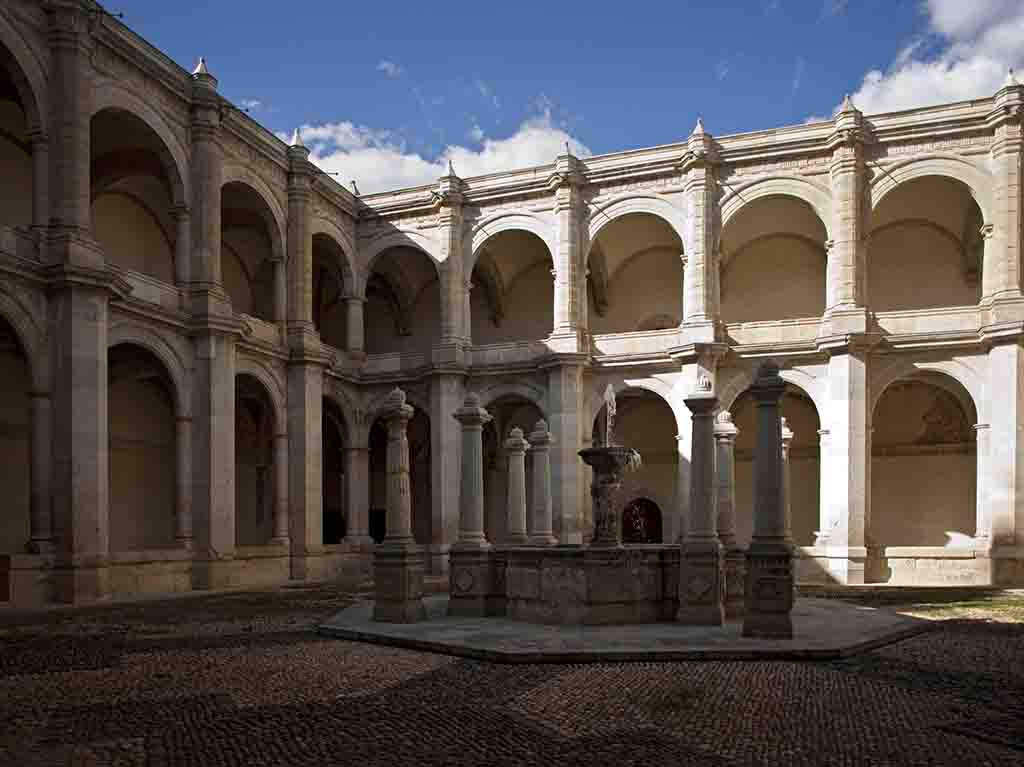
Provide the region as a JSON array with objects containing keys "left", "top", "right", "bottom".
[{"left": 578, "top": 445, "right": 638, "bottom": 547}]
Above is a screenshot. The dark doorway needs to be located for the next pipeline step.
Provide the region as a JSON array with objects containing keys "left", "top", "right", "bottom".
[{"left": 622, "top": 498, "right": 663, "bottom": 544}]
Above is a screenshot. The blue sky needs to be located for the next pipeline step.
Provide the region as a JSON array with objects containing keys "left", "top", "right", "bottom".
[{"left": 116, "top": 0, "right": 1024, "bottom": 193}]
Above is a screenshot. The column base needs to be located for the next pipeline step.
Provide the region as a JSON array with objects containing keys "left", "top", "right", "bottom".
[
  {"left": 742, "top": 541, "right": 795, "bottom": 639},
  {"left": 373, "top": 542, "right": 426, "bottom": 623},
  {"left": 723, "top": 547, "right": 746, "bottom": 620},
  {"left": 52, "top": 557, "right": 109, "bottom": 604},
  {"left": 448, "top": 544, "right": 498, "bottom": 617},
  {"left": 426, "top": 543, "right": 451, "bottom": 576},
  {"left": 678, "top": 539, "right": 725, "bottom": 626}
]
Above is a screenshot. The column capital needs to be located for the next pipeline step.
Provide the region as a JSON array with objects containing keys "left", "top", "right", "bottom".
[
  {"left": 527, "top": 418, "right": 553, "bottom": 449},
  {"left": 684, "top": 392, "right": 718, "bottom": 415},
  {"left": 453, "top": 392, "right": 491, "bottom": 428},
  {"left": 751, "top": 361, "right": 786, "bottom": 403},
  {"left": 713, "top": 410, "right": 739, "bottom": 440},
  {"left": 504, "top": 426, "right": 530, "bottom": 454},
  {"left": 382, "top": 387, "right": 414, "bottom": 424}
]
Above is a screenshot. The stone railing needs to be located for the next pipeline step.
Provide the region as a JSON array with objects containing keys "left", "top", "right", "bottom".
[
  {"left": 240, "top": 313, "right": 283, "bottom": 346},
  {"left": 468, "top": 340, "right": 547, "bottom": 367},
  {"left": 117, "top": 268, "right": 184, "bottom": 311},
  {"left": 874, "top": 306, "right": 982, "bottom": 340},
  {"left": 362, "top": 350, "right": 428, "bottom": 376},
  {"left": 724, "top": 317, "right": 822, "bottom": 348},
  {"left": 591, "top": 327, "right": 680, "bottom": 359}
]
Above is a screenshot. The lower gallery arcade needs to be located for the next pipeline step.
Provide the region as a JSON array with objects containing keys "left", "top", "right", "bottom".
[{"left": 0, "top": 1, "right": 1022, "bottom": 606}]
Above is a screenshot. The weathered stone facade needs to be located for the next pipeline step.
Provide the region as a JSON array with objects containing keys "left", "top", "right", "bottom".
[{"left": 1, "top": 0, "right": 1023, "bottom": 606}]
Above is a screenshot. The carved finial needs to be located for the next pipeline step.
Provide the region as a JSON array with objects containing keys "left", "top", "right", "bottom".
[
  {"left": 1007, "top": 68, "right": 1019, "bottom": 87},
  {"left": 193, "top": 57, "right": 210, "bottom": 76},
  {"left": 290, "top": 128, "right": 304, "bottom": 148},
  {"left": 463, "top": 392, "right": 480, "bottom": 408},
  {"left": 716, "top": 410, "right": 734, "bottom": 426},
  {"left": 510, "top": 426, "right": 524, "bottom": 440},
  {"left": 693, "top": 117, "right": 705, "bottom": 136},
  {"left": 840, "top": 93, "right": 855, "bottom": 112},
  {"left": 351, "top": 180, "right": 360, "bottom": 196},
  {"left": 534, "top": 418, "right": 548, "bottom": 434},
  {"left": 448, "top": 159, "right": 455, "bottom": 177}
]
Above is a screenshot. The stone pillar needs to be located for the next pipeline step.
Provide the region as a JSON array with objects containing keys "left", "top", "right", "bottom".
[
  {"left": 344, "top": 443, "right": 371, "bottom": 545},
  {"left": 344, "top": 297, "right": 365, "bottom": 357},
  {"left": 29, "top": 131, "right": 49, "bottom": 232},
  {"left": 551, "top": 150, "right": 584, "bottom": 348},
  {"left": 505, "top": 427, "right": 530, "bottom": 544},
  {"left": 548, "top": 362, "right": 585, "bottom": 543},
  {"left": 743, "top": 362, "right": 795, "bottom": 639},
  {"left": 987, "top": 77, "right": 1024, "bottom": 301},
  {"left": 826, "top": 97, "right": 868, "bottom": 315},
  {"left": 27, "top": 392, "right": 53, "bottom": 553},
  {"left": 374, "top": 388, "right": 426, "bottom": 622},
  {"left": 714, "top": 410, "right": 743, "bottom": 618},
  {"left": 272, "top": 257, "right": 287, "bottom": 325},
  {"left": 680, "top": 120, "right": 720, "bottom": 343},
  {"left": 174, "top": 417, "right": 193, "bottom": 549},
  {"left": 678, "top": 388, "right": 723, "bottom": 625},
  {"left": 780, "top": 417, "right": 794, "bottom": 539},
  {"left": 987, "top": 341, "right": 1023, "bottom": 562},
  {"left": 528, "top": 419, "right": 557, "bottom": 546},
  {"left": 272, "top": 432, "right": 289, "bottom": 544},
  {"left": 436, "top": 169, "right": 468, "bottom": 345},
  {"left": 821, "top": 347, "right": 870, "bottom": 583},
  {"left": 172, "top": 206, "right": 191, "bottom": 287},
  {"left": 188, "top": 59, "right": 225, "bottom": 301},
  {"left": 429, "top": 374, "right": 464, "bottom": 574},
  {"left": 287, "top": 134, "right": 314, "bottom": 329}
]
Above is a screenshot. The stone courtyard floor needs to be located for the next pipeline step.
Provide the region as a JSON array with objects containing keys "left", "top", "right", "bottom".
[{"left": 0, "top": 586, "right": 1021, "bottom": 766}]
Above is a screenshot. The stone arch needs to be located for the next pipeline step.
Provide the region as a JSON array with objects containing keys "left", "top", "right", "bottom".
[
  {"left": 719, "top": 175, "right": 833, "bottom": 239},
  {"left": 870, "top": 154, "right": 993, "bottom": 224},
  {"left": 868, "top": 357, "right": 984, "bottom": 422},
  {"left": 235, "top": 355, "right": 287, "bottom": 433},
  {"left": 92, "top": 82, "right": 190, "bottom": 205},
  {"left": 322, "top": 388, "right": 357, "bottom": 440},
  {"left": 0, "top": 14, "right": 46, "bottom": 133},
  {"left": 367, "top": 387, "right": 430, "bottom": 421},
  {"left": 466, "top": 211, "right": 556, "bottom": 274},
  {"left": 221, "top": 165, "right": 287, "bottom": 260},
  {"left": 474, "top": 381, "right": 548, "bottom": 416},
  {"left": 587, "top": 193, "right": 686, "bottom": 249},
  {"left": 584, "top": 376, "right": 685, "bottom": 439},
  {"left": 0, "top": 287, "right": 46, "bottom": 391},
  {"left": 312, "top": 217, "right": 357, "bottom": 287},
  {"left": 108, "top": 322, "right": 190, "bottom": 417},
  {"left": 359, "top": 229, "right": 442, "bottom": 294},
  {"left": 717, "top": 365, "right": 828, "bottom": 421}
]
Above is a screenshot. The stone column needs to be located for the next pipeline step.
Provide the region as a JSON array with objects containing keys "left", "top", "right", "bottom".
[
  {"left": 780, "top": 417, "right": 794, "bottom": 540},
  {"left": 714, "top": 410, "right": 743, "bottom": 618},
  {"left": 505, "top": 428, "right": 530, "bottom": 544},
  {"left": 272, "top": 257, "right": 287, "bottom": 326},
  {"left": 743, "top": 362, "right": 795, "bottom": 639},
  {"left": 374, "top": 388, "right": 425, "bottom": 622},
  {"left": 551, "top": 150, "right": 584, "bottom": 349},
  {"left": 826, "top": 97, "right": 868, "bottom": 315},
  {"left": 174, "top": 417, "right": 193, "bottom": 549},
  {"left": 987, "top": 77, "right": 1024, "bottom": 301},
  {"left": 172, "top": 206, "right": 191, "bottom": 287},
  {"left": 548, "top": 362, "right": 585, "bottom": 544},
  {"left": 436, "top": 170, "right": 468, "bottom": 345},
  {"left": 678, "top": 388, "right": 723, "bottom": 625},
  {"left": 987, "top": 341, "right": 1023, "bottom": 565},
  {"left": 821, "top": 347, "right": 869, "bottom": 583},
  {"left": 188, "top": 59, "right": 225, "bottom": 302},
  {"left": 27, "top": 392, "right": 53, "bottom": 553},
  {"left": 680, "top": 120, "right": 720, "bottom": 343},
  {"left": 528, "top": 419, "right": 557, "bottom": 546},
  {"left": 344, "top": 297, "right": 365, "bottom": 357},
  {"left": 29, "top": 130, "right": 48, "bottom": 233},
  {"left": 344, "top": 443, "right": 371, "bottom": 545},
  {"left": 449, "top": 394, "right": 494, "bottom": 616},
  {"left": 287, "top": 133, "right": 314, "bottom": 329},
  {"left": 272, "top": 432, "right": 289, "bottom": 544}
]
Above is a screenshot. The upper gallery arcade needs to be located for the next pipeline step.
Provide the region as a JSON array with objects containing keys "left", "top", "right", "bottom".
[{"left": 1, "top": 0, "right": 1023, "bottom": 606}]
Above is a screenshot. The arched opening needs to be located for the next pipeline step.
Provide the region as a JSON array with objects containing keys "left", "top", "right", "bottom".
[
  {"left": 313, "top": 234, "right": 349, "bottom": 350},
  {"left": 720, "top": 196, "right": 828, "bottom": 324},
  {"left": 592, "top": 388, "right": 677, "bottom": 544},
  {"left": 221, "top": 182, "right": 279, "bottom": 322},
  {"left": 622, "top": 498, "right": 663, "bottom": 544},
  {"left": 481, "top": 395, "right": 545, "bottom": 543},
  {"left": 91, "top": 109, "right": 180, "bottom": 284},
  {"left": 235, "top": 375, "right": 277, "bottom": 545},
  {"left": 322, "top": 398, "right": 348, "bottom": 544},
  {"left": 0, "top": 46, "right": 34, "bottom": 230},
  {"left": 108, "top": 343, "right": 177, "bottom": 551},
  {"left": 871, "top": 375, "right": 976, "bottom": 549},
  {"left": 869, "top": 176, "right": 982, "bottom": 311},
  {"left": 368, "top": 405, "right": 431, "bottom": 544},
  {"left": 0, "top": 316, "right": 30, "bottom": 553},
  {"left": 364, "top": 246, "right": 440, "bottom": 355},
  {"left": 587, "top": 213, "right": 684, "bottom": 334},
  {"left": 471, "top": 231, "right": 554, "bottom": 344},
  {"left": 730, "top": 384, "right": 820, "bottom": 547}
]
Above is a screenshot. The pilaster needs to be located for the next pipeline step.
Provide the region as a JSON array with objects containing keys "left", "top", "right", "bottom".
[
  {"left": 287, "top": 131, "right": 314, "bottom": 329},
  {"left": 549, "top": 151, "right": 586, "bottom": 350},
  {"left": 434, "top": 167, "right": 469, "bottom": 346},
  {"left": 679, "top": 119, "right": 721, "bottom": 345},
  {"left": 987, "top": 341, "right": 1023, "bottom": 570},
  {"left": 429, "top": 373, "right": 464, "bottom": 574},
  {"left": 546, "top": 359, "right": 586, "bottom": 543},
  {"left": 987, "top": 76, "right": 1024, "bottom": 302}
]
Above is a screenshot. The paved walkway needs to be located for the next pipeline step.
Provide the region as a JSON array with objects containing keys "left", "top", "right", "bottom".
[
  {"left": 320, "top": 596, "right": 928, "bottom": 662},
  {"left": 0, "top": 585, "right": 1021, "bottom": 766}
]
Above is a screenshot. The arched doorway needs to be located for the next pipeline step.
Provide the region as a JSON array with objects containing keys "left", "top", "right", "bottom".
[
  {"left": 0, "top": 315, "right": 30, "bottom": 553},
  {"left": 322, "top": 398, "right": 348, "bottom": 544},
  {"left": 108, "top": 343, "right": 178, "bottom": 551},
  {"left": 587, "top": 213, "right": 684, "bottom": 333},
  {"left": 622, "top": 498, "right": 663, "bottom": 544},
  {"left": 235, "top": 375, "right": 277, "bottom": 545},
  {"left": 470, "top": 231, "right": 554, "bottom": 344},
  {"left": 871, "top": 375, "right": 976, "bottom": 549}
]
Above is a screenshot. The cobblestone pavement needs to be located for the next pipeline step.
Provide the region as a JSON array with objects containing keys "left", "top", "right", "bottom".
[{"left": 0, "top": 586, "right": 1021, "bottom": 767}]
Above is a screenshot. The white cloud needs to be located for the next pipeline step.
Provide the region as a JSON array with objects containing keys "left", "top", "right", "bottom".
[
  {"left": 845, "top": 0, "right": 1024, "bottom": 114},
  {"left": 240, "top": 99, "right": 262, "bottom": 112},
  {"left": 792, "top": 57, "right": 806, "bottom": 95},
  {"left": 376, "top": 60, "right": 403, "bottom": 78},
  {"left": 291, "top": 110, "right": 590, "bottom": 194}
]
